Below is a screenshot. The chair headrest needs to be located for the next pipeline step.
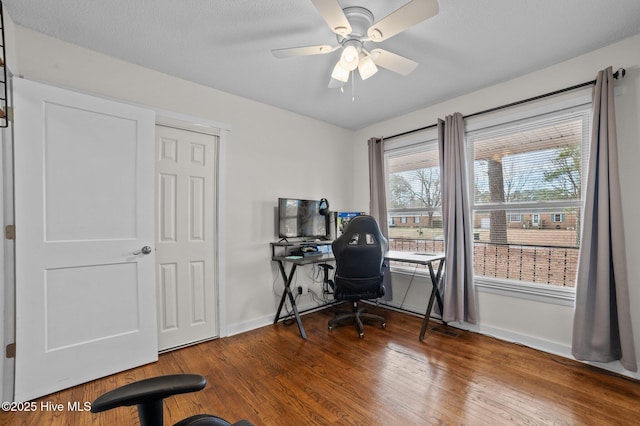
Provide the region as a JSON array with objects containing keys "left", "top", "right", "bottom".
[
  {"left": 333, "top": 215, "right": 387, "bottom": 251},
  {"left": 341, "top": 215, "right": 383, "bottom": 239}
]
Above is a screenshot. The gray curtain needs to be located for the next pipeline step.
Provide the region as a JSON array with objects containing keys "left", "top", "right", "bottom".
[
  {"left": 368, "top": 137, "right": 388, "bottom": 238},
  {"left": 572, "top": 67, "right": 637, "bottom": 371},
  {"left": 437, "top": 113, "right": 477, "bottom": 324},
  {"left": 368, "top": 137, "right": 392, "bottom": 300}
]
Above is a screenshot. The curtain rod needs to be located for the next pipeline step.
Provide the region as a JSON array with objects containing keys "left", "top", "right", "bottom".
[{"left": 382, "top": 67, "right": 626, "bottom": 141}]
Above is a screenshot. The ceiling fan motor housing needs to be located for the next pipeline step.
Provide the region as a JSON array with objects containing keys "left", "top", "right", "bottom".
[{"left": 336, "top": 7, "right": 374, "bottom": 47}]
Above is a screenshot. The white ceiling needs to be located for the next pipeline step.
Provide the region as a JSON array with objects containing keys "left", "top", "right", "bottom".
[{"left": 4, "top": 0, "right": 640, "bottom": 130}]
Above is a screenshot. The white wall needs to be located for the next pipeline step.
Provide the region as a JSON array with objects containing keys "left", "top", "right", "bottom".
[
  {"left": 355, "top": 33, "right": 640, "bottom": 378},
  {"left": 6, "top": 24, "right": 355, "bottom": 335}
]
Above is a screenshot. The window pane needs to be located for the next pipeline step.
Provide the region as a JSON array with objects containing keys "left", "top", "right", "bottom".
[
  {"left": 386, "top": 142, "right": 444, "bottom": 257},
  {"left": 474, "top": 208, "right": 580, "bottom": 247},
  {"left": 387, "top": 144, "right": 441, "bottom": 211},
  {"left": 473, "top": 209, "right": 580, "bottom": 287},
  {"left": 471, "top": 115, "right": 587, "bottom": 205}
]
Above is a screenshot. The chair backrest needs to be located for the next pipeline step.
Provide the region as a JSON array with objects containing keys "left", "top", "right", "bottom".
[{"left": 331, "top": 215, "right": 388, "bottom": 299}]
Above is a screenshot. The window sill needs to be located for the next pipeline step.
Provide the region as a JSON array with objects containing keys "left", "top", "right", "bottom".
[
  {"left": 389, "top": 266, "right": 576, "bottom": 307},
  {"left": 474, "top": 276, "right": 575, "bottom": 306}
]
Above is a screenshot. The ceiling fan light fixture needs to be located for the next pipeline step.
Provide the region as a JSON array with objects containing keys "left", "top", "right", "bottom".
[
  {"left": 358, "top": 54, "right": 378, "bottom": 80},
  {"left": 331, "top": 62, "right": 350, "bottom": 83},
  {"left": 339, "top": 44, "right": 359, "bottom": 71}
]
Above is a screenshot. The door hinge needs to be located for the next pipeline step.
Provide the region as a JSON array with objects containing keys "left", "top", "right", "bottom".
[
  {"left": 0, "top": 106, "right": 13, "bottom": 122},
  {"left": 6, "top": 342, "right": 15, "bottom": 358},
  {"left": 5, "top": 224, "right": 15, "bottom": 240}
]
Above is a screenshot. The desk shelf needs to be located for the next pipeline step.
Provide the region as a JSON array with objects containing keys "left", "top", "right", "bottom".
[{"left": 270, "top": 240, "right": 332, "bottom": 258}]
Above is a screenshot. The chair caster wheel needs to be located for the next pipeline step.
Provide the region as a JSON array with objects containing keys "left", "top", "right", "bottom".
[
  {"left": 328, "top": 325, "right": 333, "bottom": 331},
  {"left": 359, "top": 333, "right": 364, "bottom": 339},
  {"left": 381, "top": 323, "right": 386, "bottom": 329}
]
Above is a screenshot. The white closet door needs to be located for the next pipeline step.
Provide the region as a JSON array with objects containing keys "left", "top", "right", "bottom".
[{"left": 155, "top": 124, "right": 218, "bottom": 351}]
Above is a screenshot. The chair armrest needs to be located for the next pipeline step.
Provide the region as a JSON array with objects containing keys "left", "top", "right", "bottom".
[{"left": 91, "top": 374, "right": 207, "bottom": 413}]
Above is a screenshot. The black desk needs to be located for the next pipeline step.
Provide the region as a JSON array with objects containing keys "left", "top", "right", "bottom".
[
  {"left": 272, "top": 253, "right": 335, "bottom": 339},
  {"left": 272, "top": 244, "right": 446, "bottom": 341},
  {"left": 384, "top": 250, "right": 446, "bottom": 341}
]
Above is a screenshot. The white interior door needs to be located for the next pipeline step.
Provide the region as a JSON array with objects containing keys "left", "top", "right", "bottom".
[
  {"left": 155, "top": 125, "right": 218, "bottom": 351},
  {"left": 13, "top": 79, "right": 157, "bottom": 401}
]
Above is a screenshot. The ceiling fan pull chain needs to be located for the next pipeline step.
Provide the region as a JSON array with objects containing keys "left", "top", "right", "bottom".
[{"left": 352, "top": 71, "right": 355, "bottom": 102}]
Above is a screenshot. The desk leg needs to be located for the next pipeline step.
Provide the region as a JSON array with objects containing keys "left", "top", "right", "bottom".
[
  {"left": 419, "top": 260, "right": 446, "bottom": 341},
  {"left": 432, "top": 260, "right": 445, "bottom": 315},
  {"left": 273, "top": 261, "right": 307, "bottom": 339}
]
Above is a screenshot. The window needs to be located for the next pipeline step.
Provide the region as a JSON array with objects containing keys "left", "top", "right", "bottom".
[
  {"left": 385, "top": 140, "right": 443, "bottom": 257},
  {"left": 468, "top": 106, "right": 590, "bottom": 288},
  {"left": 508, "top": 214, "right": 522, "bottom": 222},
  {"left": 381, "top": 97, "right": 591, "bottom": 301}
]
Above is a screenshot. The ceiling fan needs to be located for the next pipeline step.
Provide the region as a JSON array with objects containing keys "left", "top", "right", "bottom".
[{"left": 272, "top": 0, "right": 439, "bottom": 88}]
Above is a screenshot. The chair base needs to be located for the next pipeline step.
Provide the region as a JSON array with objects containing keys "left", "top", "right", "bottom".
[{"left": 328, "top": 302, "right": 386, "bottom": 338}]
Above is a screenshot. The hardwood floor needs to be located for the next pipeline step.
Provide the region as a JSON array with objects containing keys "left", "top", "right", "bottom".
[{"left": 3, "top": 306, "right": 639, "bottom": 425}]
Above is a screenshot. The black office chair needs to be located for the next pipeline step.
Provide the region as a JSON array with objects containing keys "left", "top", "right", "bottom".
[
  {"left": 329, "top": 215, "right": 388, "bottom": 338},
  {"left": 90, "top": 374, "right": 253, "bottom": 426}
]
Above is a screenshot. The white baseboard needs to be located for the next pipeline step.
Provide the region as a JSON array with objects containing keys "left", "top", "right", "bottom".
[
  {"left": 450, "top": 321, "right": 640, "bottom": 381},
  {"left": 452, "top": 321, "right": 572, "bottom": 357},
  {"left": 225, "top": 314, "right": 273, "bottom": 337}
]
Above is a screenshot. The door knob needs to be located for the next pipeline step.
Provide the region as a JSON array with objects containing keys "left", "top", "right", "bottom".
[{"left": 133, "top": 246, "right": 152, "bottom": 255}]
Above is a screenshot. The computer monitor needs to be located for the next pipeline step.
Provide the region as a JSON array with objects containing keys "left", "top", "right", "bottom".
[
  {"left": 278, "top": 198, "right": 329, "bottom": 240},
  {"left": 336, "top": 211, "right": 364, "bottom": 237}
]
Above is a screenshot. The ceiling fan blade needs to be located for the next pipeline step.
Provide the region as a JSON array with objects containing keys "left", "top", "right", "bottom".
[
  {"left": 367, "top": 0, "right": 439, "bottom": 42},
  {"left": 310, "top": 0, "right": 352, "bottom": 36},
  {"left": 369, "top": 49, "right": 418, "bottom": 76},
  {"left": 272, "top": 44, "right": 338, "bottom": 58}
]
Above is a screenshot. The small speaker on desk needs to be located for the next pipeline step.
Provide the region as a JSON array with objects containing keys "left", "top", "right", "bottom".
[{"left": 329, "top": 212, "right": 337, "bottom": 241}]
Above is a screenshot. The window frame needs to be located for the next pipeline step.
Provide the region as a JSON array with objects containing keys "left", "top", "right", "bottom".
[
  {"left": 384, "top": 137, "right": 444, "bottom": 275},
  {"left": 465, "top": 97, "right": 592, "bottom": 301},
  {"left": 381, "top": 91, "right": 593, "bottom": 305}
]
